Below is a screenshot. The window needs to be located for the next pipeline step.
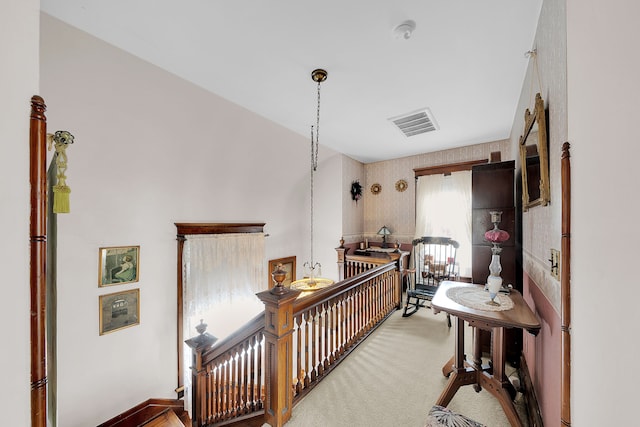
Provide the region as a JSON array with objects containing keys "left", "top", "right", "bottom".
[
  {"left": 175, "top": 223, "right": 266, "bottom": 418},
  {"left": 415, "top": 171, "right": 472, "bottom": 277}
]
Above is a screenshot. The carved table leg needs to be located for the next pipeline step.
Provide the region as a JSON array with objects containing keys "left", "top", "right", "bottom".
[
  {"left": 492, "top": 327, "right": 517, "bottom": 400},
  {"left": 478, "top": 372, "right": 523, "bottom": 427},
  {"left": 436, "top": 316, "right": 482, "bottom": 405},
  {"left": 435, "top": 368, "right": 478, "bottom": 407}
]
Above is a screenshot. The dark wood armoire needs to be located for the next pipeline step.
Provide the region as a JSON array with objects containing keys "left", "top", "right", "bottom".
[{"left": 471, "top": 160, "right": 522, "bottom": 364}]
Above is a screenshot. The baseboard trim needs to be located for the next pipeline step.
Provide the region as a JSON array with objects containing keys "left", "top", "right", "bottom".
[{"left": 519, "top": 355, "right": 544, "bottom": 427}]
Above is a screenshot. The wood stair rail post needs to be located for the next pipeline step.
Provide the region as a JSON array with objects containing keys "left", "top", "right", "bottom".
[
  {"left": 256, "top": 276, "right": 301, "bottom": 427},
  {"left": 184, "top": 321, "right": 218, "bottom": 426},
  {"left": 30, "top": 95, "right": 48, "bottom": 427},
  {"left": 335, "top": 244, "right": 347, "bottom": 281}
]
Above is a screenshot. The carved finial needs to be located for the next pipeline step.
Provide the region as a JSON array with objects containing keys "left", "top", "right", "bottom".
[
  {"left": 195, "top": 319, "right": 207, "bottom": 335},
  {"left": 270, "top": 263, "right": 289, "bottom": 295},
  {"left": 185, "top": 319, "right": 218, "bottom": 350},
  {"left": 30, "top": 95, "right": 47, "bottom": 118}
]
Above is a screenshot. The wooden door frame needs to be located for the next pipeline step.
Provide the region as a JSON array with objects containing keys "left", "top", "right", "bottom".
[
  {"left": 29, "top": 95, "right": 48, "bottom": 427},
  {"left": 174, "top": 223, "right": 265, "bottom": 394}
]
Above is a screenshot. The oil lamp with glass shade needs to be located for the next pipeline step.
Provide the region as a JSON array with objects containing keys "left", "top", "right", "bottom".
[
  {"left": 377, "top": 225, "right": 391, "bottom": 248},
  {"left": 484, "top": 211, "right": 510, "bottom": 305}
]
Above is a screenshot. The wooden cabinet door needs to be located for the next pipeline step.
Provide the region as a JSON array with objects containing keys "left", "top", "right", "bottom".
[{"left": 471, "top": 160, "right": 522, "bottom": 365}]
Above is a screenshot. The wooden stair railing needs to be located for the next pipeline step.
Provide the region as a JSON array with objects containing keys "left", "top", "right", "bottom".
[
  {"left": 186, "top": 313, "right": 265, "bottom": 427},
  {"left": 342, "top": 254, "right": 388, "bottom": 278},
  {"left": 187, "top": 262, "right": 400, "bottom": 427},
  {"left": 144, "top": 409, "right": 186, "bottom": 427},
  {"left": 97, "top": 398, "right": 190, "bottom": 427},
  {"left": 336, "top": 243, "right": 409, "bottom": 311},
  {"left": 290, "top": 263, "right": 399, "bottom": 405}
]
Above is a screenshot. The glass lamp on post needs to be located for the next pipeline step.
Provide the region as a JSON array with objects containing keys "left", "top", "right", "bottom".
[
  {"left": 484, "top": 211, "right": 510, "bottom": 305},
  {"left": 377, "top": 225, "right": 392, "bottom": 248}
]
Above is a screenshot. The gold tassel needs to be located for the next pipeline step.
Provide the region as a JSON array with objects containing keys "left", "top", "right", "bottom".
[
  {"left": 53, "top": 184, "right": 71, "bottom": 214},
  {"left": 48, "top": 130, "right": 74, "bottom": 214}
]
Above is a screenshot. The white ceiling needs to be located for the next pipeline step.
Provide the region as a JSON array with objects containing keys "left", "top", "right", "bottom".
[{"left": 41, "top": 1, "right": 542, "bottom": 164}]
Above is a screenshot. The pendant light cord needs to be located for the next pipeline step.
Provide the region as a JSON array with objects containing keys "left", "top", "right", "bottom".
[
  {"left": 309, "top": 79, "right": 321, "bottom": 268},
  {"left": 307, "top": 70, "right": 326, "bottom": 276}
]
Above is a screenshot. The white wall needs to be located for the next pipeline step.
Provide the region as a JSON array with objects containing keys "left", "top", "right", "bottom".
[
  {"left": 511, "top": 0, "right": 567, "bottom": 313},
  {"left": 40, "top": 14, "right": 341, "bottom": 426},
  {"left": 0, "top": 2, "right": 40, "bottom": 425},
  {"left": 508, "top": 2, "right": 566, "bottom": 423},
  {"left": 567, "top": 1, "right": 640, "bottom": 424},
  {"left": 341, "top": 155, "right": 365, "bottom": 244}
]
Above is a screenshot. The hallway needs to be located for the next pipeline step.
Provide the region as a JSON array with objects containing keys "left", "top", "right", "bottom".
[{"left": 281, "top": 307, "right": 527, "bottom": 426}]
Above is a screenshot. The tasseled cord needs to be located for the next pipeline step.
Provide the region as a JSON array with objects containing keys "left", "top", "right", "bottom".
[{"left": 47, "top": 130, "right": 74, "bottom": 214}]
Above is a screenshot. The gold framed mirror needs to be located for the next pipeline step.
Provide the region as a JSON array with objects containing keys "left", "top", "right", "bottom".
[{"left": 520, "top": 93, "right": 549, "bottom": 211}]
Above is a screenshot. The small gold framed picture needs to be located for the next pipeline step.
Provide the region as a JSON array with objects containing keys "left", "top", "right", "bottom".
[
  {"left": 99, "top": 288, "right": 140, "bottom": 335},
  {"left": 98, "top": 245, "right": 140, "bottom": 287}
]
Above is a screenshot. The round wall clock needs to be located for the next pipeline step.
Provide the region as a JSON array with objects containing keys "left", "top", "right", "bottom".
[
  {"left": 395, "top": 179, "right": 408, "bottom": 192},
  {"left": 370, "top": 183, "right": 382, "bottom": 195}
]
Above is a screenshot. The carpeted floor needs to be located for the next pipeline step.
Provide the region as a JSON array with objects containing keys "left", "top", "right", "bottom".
[{"left": 278, "top": 307, "right": 528, "bottom": 427}]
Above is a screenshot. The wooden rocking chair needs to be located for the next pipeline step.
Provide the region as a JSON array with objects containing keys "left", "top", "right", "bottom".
[{"left": 403, "top": 236, "right": 459, "bottom": 326}]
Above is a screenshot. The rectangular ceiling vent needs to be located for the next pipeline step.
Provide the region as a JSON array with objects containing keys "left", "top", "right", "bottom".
[{"left": 389, "top": 108, "right": 439, "bottom": 138}]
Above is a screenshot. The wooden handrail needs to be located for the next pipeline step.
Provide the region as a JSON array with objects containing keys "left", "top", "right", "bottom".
[
  {"left": 187, "top": 260, "right": 401, "bottom": 427},
  {"left": 201, "top": 312, "right": 264, "bottom": 365},
  {"left": 97, "top": 398, "right": 188, "bottom": 427},
  {"left": 290, "top": 263, "right": 398, "bottom": 406},
  {"left": 294, "top": 263, "right": 396, "bottom": 312}
]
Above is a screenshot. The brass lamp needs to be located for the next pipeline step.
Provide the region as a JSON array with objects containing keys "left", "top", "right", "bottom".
[{"left": 377, "top": 225, "right": 392, "bottom": 248}]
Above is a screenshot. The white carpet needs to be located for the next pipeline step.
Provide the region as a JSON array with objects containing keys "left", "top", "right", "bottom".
[{"left": 278, "top": 307, "right": 527, "bottom": 427}]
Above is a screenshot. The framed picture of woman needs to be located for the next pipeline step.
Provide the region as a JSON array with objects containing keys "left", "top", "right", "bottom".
[{"left": 98, "top": 245, "right": 140, "bottom": 287}]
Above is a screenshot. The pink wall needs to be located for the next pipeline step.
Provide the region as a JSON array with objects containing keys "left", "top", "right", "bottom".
[{"left": 522, "top": 272, "right": 561, "bottom": 426}]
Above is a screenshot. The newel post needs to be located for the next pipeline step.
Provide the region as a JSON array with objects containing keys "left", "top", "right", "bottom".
[
  {"left": 336, "top": 237, "right": 347, "bottom": 281},
  {"left": 256, "top": 266, "right": 301, "bottom": 427},
  {"left": 185, "top": 320, "right": 218, "bottom": 426}
]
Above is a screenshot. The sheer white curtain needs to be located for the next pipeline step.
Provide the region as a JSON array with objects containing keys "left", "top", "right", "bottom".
[
  {"left": 415, "top": 170, "right": 472, "bottom": 277},
  {"left": 182, "top": 233, "right": 265, "bottom": 415}
]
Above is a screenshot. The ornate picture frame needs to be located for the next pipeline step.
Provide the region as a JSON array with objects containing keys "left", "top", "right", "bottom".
[
  {"left": 99, "top": 245, "right": 140, "bottom": 287},
  {"left": 395, "top": 179, "right": 408, "bottom": 192},
  {"left": 519, "top": 93, "right": 550, "bottom": 211},
  {"left": 99, "top": 288, "right": 140, "bottom": 335},
  {"left": 267, "top": 256, "right": 296, "bottom": 288}
]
